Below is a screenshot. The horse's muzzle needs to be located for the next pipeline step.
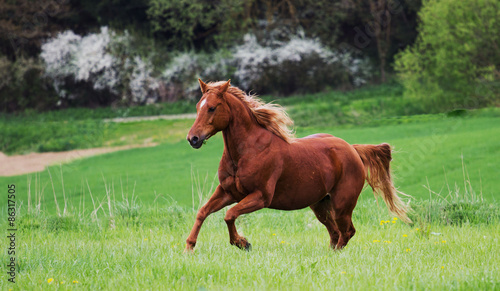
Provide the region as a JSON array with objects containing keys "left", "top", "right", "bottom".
[
  {"left": 187, "top": 135, "right": 203, "bottom": 149},
  {"left": 188, "top": 136, "right": 202, "bottom": 149}
]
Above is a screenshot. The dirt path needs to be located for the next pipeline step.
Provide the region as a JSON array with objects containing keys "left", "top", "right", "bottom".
[
  {"left": 0, "top": 144, "right": 157, "bottom": 177},
  {"left": 1, "top": 112, "right": 195, "bottom": 177}
]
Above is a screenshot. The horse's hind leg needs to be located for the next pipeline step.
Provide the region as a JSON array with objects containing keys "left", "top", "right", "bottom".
[
  {"left": 310, "top": 195, "right": 340, "bottom": 248},
  {"left": 330, "top": 180, "right": 364, "bottom": 249},
  {"left": 332, "top": 208, "right": 356, "bottom": 249}
]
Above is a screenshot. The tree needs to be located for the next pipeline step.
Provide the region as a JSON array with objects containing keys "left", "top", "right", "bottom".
[
  {"left": 0, "top": 0, "right": 71, "bottom": 59},
  {"left": 346, "top": 0, "right": 421, "bottom": 83},
  {"left": 395, "top": 0, "right": 500, "bottom": 111}
]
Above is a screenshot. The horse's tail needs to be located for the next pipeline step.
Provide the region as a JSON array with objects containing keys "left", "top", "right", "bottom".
[{"left": 353, "top": 143, "right": 411, "bottom": 223}]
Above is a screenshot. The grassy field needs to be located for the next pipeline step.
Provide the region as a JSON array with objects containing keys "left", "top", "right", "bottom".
[
  {"left": 1, "top": 83, "right": 499, "bottom": 290},
  {"left": 3, "top": 206, "right": 498, "bottom": 290}
]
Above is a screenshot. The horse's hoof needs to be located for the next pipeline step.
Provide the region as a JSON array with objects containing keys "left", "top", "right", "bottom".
[
  {"left": 234, "top": 238, "right": 252, "bottom": 251},
  {"left": 183, "top": 246, "right": 195, "bottom": 254}
]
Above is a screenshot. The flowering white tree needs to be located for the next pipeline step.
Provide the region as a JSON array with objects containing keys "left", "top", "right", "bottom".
[
  {"left": 231, "top": 33, "right": 370, "bottom": 94},
  {"left": 41, "top": 27, "right": 159, "bottom": 105},
  {"left": 41, "top": 27, "right": 371, "bottom": 104}
]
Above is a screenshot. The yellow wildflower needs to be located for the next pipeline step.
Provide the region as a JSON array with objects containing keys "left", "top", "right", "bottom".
[
  {"left": 392, "top": 221, "right": 396, "bottom": 224},
  {"left": 272, "top": 233, "right": 276, "bottom": 236},
  {"left": 403, "top": 234, "right": 408, "bottom": 237},
  {"left": 73, "top": 280, "right": 79, "bottom": 284},
  {"left": 442, "top": 240, "right": 447, "bottom": 243},
  {"left": 341, "top": 271, "right": 347, "bottom": 274},
  {"left": 373, "top": 240, "right": 380, "bottom": 243},
  {"left": 281, "top": 241, "right": 285, "bottom": 244},
  {"left": 405, "top": 248, "right": 411, "bottom": 252},
  {"left": 393, "top": 217, "right": 398, "bottom": 220},
  {"left": 48, "top": 278, "right": 54, "bottom": 284}
]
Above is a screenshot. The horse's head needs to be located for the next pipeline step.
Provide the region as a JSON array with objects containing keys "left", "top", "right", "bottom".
[{"left": 187, "top": 79, "right": 232, "bottom": 149}]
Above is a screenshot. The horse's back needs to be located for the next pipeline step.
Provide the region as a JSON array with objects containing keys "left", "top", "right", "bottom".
[{"left": 292, "top": 133, "right": 358, "bottom": 155}]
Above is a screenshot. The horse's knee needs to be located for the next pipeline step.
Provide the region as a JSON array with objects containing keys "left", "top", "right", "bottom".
[{"left": 224, "top": 211, "right": 237, "bottom": 223}]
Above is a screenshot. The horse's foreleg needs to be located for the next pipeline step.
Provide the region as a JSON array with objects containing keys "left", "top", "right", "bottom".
[
  {"left": 224, "top": 191, "right": 267, "bottom": 251},
  {"left": 185, "top": 185, "right": 235, "bottom": 252}
]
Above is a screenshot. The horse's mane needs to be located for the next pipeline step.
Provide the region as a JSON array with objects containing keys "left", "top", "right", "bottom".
[{"left": 208, "top": 81, "right": 295, "bottom": 143}]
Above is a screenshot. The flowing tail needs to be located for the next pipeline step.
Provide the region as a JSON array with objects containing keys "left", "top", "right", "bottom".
[{"left": 353, "top": 143, "right": 412, "bottom": 223}]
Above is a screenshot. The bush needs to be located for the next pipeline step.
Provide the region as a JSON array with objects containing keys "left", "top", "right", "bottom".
[
  {"left": 162, "top": 31, "right": 372, "bottom": 100},
  {"left": 0, "top": 56, "right": 57, "bottom": 112},
  {"left": 395, "top": 0, "right": 500, "bottom": 112},
  {"left": 41, "top": 27, "right": 159, "bottom": 107},
  {"left": 231, "top": 33, "right": 370, "bottom": 95},
  {"left": 147, "top": 0, "right": 246, "bottom": 50},
  {"left": 409, "top": 201, "right": 499, "bottom": 226},
  {"left": 39, "top": 27, "right": 372, "bottom": 105}
]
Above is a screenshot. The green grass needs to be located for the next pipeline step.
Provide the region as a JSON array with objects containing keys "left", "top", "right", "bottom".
[
  {"left": 8, "top": 100, "right": 197, "bottom": 121},
  {"left": 271, "top": 81, "right": 429, "bottom": 127},
  {"left": 2, "top": 203, "right": 499, "bottom": 290}
]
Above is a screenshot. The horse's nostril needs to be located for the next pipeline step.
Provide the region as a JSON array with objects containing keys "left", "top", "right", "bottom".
[{"left": 191, "top": 136, "right": 199, "bottom": 145}]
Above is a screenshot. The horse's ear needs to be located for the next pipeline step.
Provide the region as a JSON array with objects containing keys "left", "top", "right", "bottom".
[
  {"left": 218, "top": 79, "right": 231, "bottom": 97},
  {"left": 198, "top": 78, "right": 208, "bottom": 94}
]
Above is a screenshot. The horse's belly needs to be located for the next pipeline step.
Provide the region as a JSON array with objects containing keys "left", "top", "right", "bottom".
[
  {"left": 268, "top": 145, "right": 340, "bottom": 210},
  {"left": 268, "top": 174, "right": 330, "bottom": 210}
]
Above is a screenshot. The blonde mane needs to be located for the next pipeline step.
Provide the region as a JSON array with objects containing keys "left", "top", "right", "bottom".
[{"left": 208, "top": 81, "right": 295, "bottom": 143}]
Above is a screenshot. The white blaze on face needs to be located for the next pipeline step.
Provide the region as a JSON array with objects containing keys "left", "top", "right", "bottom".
[{"left": 200, "top": 99, "right": 207, "bottom": 109}]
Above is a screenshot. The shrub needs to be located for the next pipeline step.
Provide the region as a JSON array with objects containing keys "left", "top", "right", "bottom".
[
  {"left": 0, "top": 56, "right": 57, "bottom": 112},
  {"left": 147, "top": 0, "right": 246, "bottom": 50},
  {"left": 161, "top": 31, "right": 371, "bottom": 100},
  {"left": 40, "top": 27, "right": 372, "bottom": 104},
  {"left": 41, "top": 27, "right": 159, "bottom": 107},
  {"left": 395, "top": 0, "right": 500, "bottom": 112},
  {"left": 231, "top": 33, "right": 370, "bottom": 95}
]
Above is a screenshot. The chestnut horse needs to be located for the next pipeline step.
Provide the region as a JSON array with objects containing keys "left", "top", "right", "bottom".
[{"left": 185, "top": 79, "right": 410, "bottom": 252}]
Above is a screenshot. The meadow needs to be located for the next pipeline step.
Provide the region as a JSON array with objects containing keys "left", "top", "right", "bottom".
[{"left": 1, "top": 84, "right": 499, "bottom": 290}]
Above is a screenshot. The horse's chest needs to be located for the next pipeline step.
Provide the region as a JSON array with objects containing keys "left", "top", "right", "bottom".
[{"left": 219, "top": 171, "right": 248, "bottom": 201}]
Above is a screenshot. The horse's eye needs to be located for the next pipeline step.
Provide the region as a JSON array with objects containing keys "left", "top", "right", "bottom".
[{"left": 208, "top": 107, "right": 216, "bottom": 113}]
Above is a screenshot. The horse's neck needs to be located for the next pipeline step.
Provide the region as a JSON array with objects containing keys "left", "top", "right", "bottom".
[{"left": 222, "top": 94, "right": 268, "bottom": 165}]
